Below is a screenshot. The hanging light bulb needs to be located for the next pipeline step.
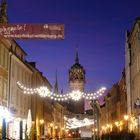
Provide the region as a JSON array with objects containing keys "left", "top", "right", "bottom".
[
  {"left": 70, "top": 90, "right": 83, "bottom": 101},
  {"left": 37, "top": 86, "right": 51, "bottom": 97}
]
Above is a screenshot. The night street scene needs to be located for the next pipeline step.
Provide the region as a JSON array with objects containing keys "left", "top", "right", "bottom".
[{"left": 0, "top": 0, "right": 140, "bottom": 140}]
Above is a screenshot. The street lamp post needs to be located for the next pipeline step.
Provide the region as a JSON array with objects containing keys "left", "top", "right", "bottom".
[
  {"left": 50, "top": 123, "right": 53, "bottom": 138},
  {"left": 55, "top": 126, "right": 58, "bottom": 138},
  {"left": 40, "top": 119, "right": 44, "bottom": 137},
  {"left": 124, "top": 115, "right": 129, "bottom": 132}
]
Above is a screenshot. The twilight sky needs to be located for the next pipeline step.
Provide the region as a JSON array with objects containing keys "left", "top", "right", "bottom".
[{"left": 7, "top": 0, "right": 140, "bottom": 93}]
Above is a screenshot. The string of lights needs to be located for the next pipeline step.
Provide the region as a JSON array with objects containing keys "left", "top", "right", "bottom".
[{"left": 17, "top": 81, "right": 106, "bottom": 101}]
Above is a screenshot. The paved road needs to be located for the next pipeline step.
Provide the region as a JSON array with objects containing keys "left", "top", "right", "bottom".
[
  {"left": 46, "top": 138, "right": 92, "bottom": 140},
  {"left": 62, "top": 138, "right": 92, "bottom": 140},
  {"left": 41, "top": 138, "right": 93, "bottom": 140}
]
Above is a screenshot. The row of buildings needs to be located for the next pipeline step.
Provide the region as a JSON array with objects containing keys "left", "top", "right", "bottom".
[
  {"left": 0, "top": 1, "right": 67, "bottom": 139},
  {"left": 0, "top": 1, "right": 90, "bottom": 139},
  {"left": 2, "top": 0, "right": 140, "bottom": 138},
  {"left": 0, "top": 37, "right": 67, "bottom": 139},
  {"left": 100, "top": 18, "right": 140, "bottom": 138}
]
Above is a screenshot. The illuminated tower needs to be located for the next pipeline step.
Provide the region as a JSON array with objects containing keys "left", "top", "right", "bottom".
[
  {"left": 68, "top": 49, "right": 86, "bottom": 114},
  {"left": 0, "top": 0, "right": 8, "bottom": 23}
]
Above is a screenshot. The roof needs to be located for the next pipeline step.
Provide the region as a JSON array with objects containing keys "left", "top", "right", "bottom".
[
  {"left": 70, "top": 62, "right": 84, "bottom": 70},
  {"left": 11, "top": 39, "right": 27, "bottom": 55},
  {"left": 127, "top": 17, "right": 140, "bottom": 41}
]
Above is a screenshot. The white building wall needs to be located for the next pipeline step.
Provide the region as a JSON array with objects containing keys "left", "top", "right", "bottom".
[
  {"left": 125, "top": 32, "right": 132, "bottom": 115},
  {"left": 10, "top": 54, "right": 32, "bottom": 118}
]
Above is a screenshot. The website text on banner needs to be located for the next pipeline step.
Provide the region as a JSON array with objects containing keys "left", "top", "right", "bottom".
[{"left": 0, "top": 24, "right": 64, "bottom": 40}]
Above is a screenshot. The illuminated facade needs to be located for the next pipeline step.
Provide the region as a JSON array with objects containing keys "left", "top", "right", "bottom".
[
  {"left": 125, "top": 18, "right": 140, "bottom": 137},
  {"left": 100, "top": 72, "right": 127, "bottom": 134},
  {"left": 0, "top": 37, "right": 11, "bottom": 138},
  {"left": 53, "top": 102, "right": 65, "bottom": 138},
  {"left": 8, "top": 40, "right": 33, "bottom": 139},
  {"left": 0, "top": 0, "right": 10, "bottom": 135},
  {"left": 28, "top": 62, "right": 53, "bottom": 139}
]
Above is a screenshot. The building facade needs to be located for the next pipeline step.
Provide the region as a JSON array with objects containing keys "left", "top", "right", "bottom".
[
  {"left": 53, "top": 102, "right": 65, "bottom": 139},
  {"left": 8, "top": 40, "right": 33, "bottom": 139},
  {"left": 0, "top": 38, "right": 11, "bottom": 138},
  {"left": 100, "top": 72, "right": 127, "bottom": 134},
  {"left": 125, "top": 18, "right": 140, "bottom": 137},
  {"left": 29, "top": 62, "right": 54, "bottom": 139},
  {"left": 0, "top": 0, "right": 10, "bottom": 137}
]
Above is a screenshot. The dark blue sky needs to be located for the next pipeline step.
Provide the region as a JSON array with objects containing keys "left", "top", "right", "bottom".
[{"left": 7, "top": 0, "right": 140, "bottom": 92}]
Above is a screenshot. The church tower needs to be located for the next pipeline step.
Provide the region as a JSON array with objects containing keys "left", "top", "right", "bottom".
[
  {"left": 68, "top": 49, "right": 86, "bottom": 114},
  {"left": 69, "top": 49, "right": 85, "bottom": 92},
  {"left": 0, "top": 0, "right": 8, "bottom": 23}
]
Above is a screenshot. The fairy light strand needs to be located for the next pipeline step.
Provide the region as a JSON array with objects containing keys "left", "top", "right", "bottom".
[{"left": 17, "top": 81, "right": 106, "bottom": 101}]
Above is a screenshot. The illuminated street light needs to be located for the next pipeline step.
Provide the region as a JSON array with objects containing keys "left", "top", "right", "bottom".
[
  {"left": 124, "top": 115, "right": 129, "bottom": 121},
  {"left": 102, "top": 126, "right": 105, "bottom": 130},
  {"left": 65, "top": 129, "right": 69, "bottom": 132},
  {"left": 124, "top": 115, "right": 129, "bottom": 132},
  {"left": 115, "top": 121, "right": 119, "bottom": 127},
  {"left": 79, "top": 130, "right": 81, "bottom": 134},
  {"left": 40, "top": 119, "right": 44, "bottom": 124},
  {"left": 55, "top": 126, "right": 58, "bottom": 138},
  {"left": 50, "top": 123, "right": 53, "bottom": 127},
  {"left": 50, "top": 123, "right": 53, "bottom": 138}
]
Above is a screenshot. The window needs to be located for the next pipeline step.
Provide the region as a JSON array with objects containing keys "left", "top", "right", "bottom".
[
  {"left": 17, "top": 65, "right": 19, "bottom": 81},
  {"left": 7, "top": 50, "right": 9, "bottom": 70},
  {"left": 20, "top": 93, "right": 22, "bottom": 107},
  {"left": 4, "top": 49, "right": 7, "bottom": 69},
  {"left": 16, "top": 90, "right": 19, "bottom": 105},
  {"left": 19, "top": 67, "right": 21, "bottom": 81},
  {"left": 0, "top": 77, "right": 2, "bottom": 98},
  {"left": 11, "top": 87, "right": 14, "bottom": 104},
  {"left": 20, "top": 68, "right": 22, "bottom": 81},
  {"left": 1, "top": 46, "right": 4, "bottom": 66},
  {"left": 12, "top": 61, "right": 15, "bottom": 78},
  {"left": 26, "top": 96, "right": 28, "bottom": 109},
  {"left": 0, "top": 45, "right": 1, "bottom": 65},
  {"left": 3, "top": 79, "right": 7, "bottom": 100},
  {"left": 22, "top": 71, "right": 25, "bottom": 84}
]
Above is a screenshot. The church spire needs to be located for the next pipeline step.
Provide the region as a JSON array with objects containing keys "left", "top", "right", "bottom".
[
  {"left": 75, "top": 48, "right": 79, "bottom": 64},
  {"left": 0, "top": 0, "right": 8, "bottom": 23},
  {"left": 1, "top": 0, "right": 6, "bottom": 4},
  {"left": 54, "top": 70, "right": 58, "bottom": 93}
]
